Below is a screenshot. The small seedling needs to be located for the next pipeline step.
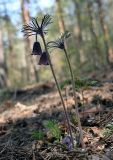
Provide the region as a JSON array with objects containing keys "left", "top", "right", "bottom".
[
  {"left": 32, "top": 131, "right": 45, "bottom": 140},
  {"left": 103, "top": 123, "right": 113, "bottom": 138},
  {"left": 59, "top": 79, "right": 71, "bottom": 90},
  {"left": 74, "top": 78, "right": 98, "bottom": 90},
  {"left": 59, "top": 78, "right": 98, "bottom": 90},
  {"left": 44, "top": 120, "right": 61, "bottom": 142}
]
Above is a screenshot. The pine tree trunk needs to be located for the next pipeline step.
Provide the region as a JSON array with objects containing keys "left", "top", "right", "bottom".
[
  {"left": 0, "top": 27, "right": 7, "bottom": 87},
  {"left": 72, "top": 0, "right": 85, "bottom": 63},
  {"left": 87, "top": 0, "right": 101, "bottom": 67},
  {"left": 96, "top": 0, "right": 113, "bottom": 66},
  {"left": 56, "top": 0, "right": 65, "bottom": 33}
]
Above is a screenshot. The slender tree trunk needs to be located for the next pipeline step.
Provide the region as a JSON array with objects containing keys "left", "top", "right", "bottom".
[
  {"left": 96, "top": 0, "right": 113, "bottom": 65},
  {"left": 55, "top": 0, "right": 70, "bottom": 79},
  {"left": 72, "top": 0, "right": 85, "bottom": 63},
  {"left": 21, "top": 0, "right": 39, "bottom": 82},
  {"left": 6, "top": 17, "right": 16, "bottom": 86},
  {"left": 56, "top": 0, "right": 65, "bottom": 33},
  {"left": 87, "top": 0, "right": 101, "bottom": 67},
  {"left": 0, "top": 27, "right": 7, "bottom": 87}
]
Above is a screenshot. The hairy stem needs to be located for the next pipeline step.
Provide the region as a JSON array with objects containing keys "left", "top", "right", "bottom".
[
  {"left": 41, "top": 33, "right": 74, "bottom": 148},
  {"left": 36, "top": 34, "right": 37, "bottom": 42},
  {"left": 64, "top": 47, "right": 85, "bottom": 149}
]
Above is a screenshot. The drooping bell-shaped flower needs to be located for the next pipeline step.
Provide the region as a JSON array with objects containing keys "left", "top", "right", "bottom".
[
  {"left": 32, "top": 42, "right": 42, "bottom": 55},
  {"left": 38, "top": 51, "right": 49, "bottom": 65}
]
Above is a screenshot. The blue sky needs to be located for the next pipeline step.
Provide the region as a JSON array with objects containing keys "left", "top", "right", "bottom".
[
  {"left": 0, "top": 0, "right": 55, "bottom": 24},
  {"left": 38, "top": 0, "right": 55, "bottom": 8}
]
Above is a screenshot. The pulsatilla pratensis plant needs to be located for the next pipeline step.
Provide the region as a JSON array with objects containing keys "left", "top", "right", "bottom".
[
  {"left": 22, "top": 15, "right": 74, "bottom": 148},
  {"left": 48, "top": 32, "right": 85, "bottom": 149}
]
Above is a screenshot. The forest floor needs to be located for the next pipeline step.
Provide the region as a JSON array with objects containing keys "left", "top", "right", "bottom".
[{"left": 0, "top": 68, "right": 113, "bottom": 160}]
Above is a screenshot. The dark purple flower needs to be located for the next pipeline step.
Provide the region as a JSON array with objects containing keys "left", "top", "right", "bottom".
[
  {"left": 62, "top": 135, "right": 73, "bottom": 150},
  {"left": 32, "top": 42, "right": 42, "bottom": 55},
  {"left": 38, "top": 52, "right": 49, "bottom": 65}
]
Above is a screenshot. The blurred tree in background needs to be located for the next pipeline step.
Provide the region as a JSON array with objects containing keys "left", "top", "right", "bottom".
[{"left": 0, "top": 0, "right": 113, "bottom": 88}]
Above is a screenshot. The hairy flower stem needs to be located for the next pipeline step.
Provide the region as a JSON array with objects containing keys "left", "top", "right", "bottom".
[
  {"left": 41, "top": 33, "right": 74, "bottom": 148},
  {"left": 63, "top": 47, "right": 85, "bottom": 149},
  {"left": 36, "top": 34, "right": 38, "bottom": 42}
]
